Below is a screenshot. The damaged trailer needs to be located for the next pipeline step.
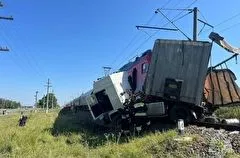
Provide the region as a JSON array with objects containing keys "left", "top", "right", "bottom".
[
  {"left": 204, "top": 68, "right": 240, "bottom": 108},
  {"left": 203, "top": 32, "right": 240, "bottom": 110},
  {"left": 144, "top": 39, "right": 212, "bottom": 122}
]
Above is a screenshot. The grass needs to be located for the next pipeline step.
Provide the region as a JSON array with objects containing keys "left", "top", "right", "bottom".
[
  {"left": 0, "top": 110, "right": 239, "bottom": 158},
  {"left": 215, "top": 106, "right": 240, "bottom": 119}
]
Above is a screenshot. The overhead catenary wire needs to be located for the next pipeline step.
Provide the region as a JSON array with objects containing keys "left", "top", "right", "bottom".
[
  {"left": 113, "top": 0, "right": 191, "bottom": 70},
  {"left": 110, "top": 16, "right": 155, "bottom": 68},
  {"left": 201, "top": 11, "right": 240, "bottom": 35},
  {"left": 197, "top": 9, "right": 240, "bottom": 71},
  {"left": 198, "top": 9, "right": 208, "bottom": 24},
  {"left": 115, "top": 0, "right": 198, "bottom": 70},
  {"left": 0, "top": 23, "right": 47, "bottom": 79},
  {"left": 110, "top": 11, "right": 159, "bottom": 69},
  {"left": 116, "top": 9, "right": 193, "bottom": 69},
  {"left": 197, "top": 9, "right": 213, "bottom": 36},
  {"left": 155, "top": 0, "right": 187, "bottom": 28},
  {"left": 140, "top": 3, "right": 195, "bottom": 46},
  {"left": 161, "top": 0, "right": 173, "bottom": 9},
  {"left": 170, "top": 0, "right": 198, "bottom": 20},
  {"left": 156, "top": 9, "right": 191, "bottom": 40},
  {"left": 0, "top": 2, "right": 47, "bottom": 106},
  {"left": 0, "top": 2, "right": 49, "bottom": 79},
  {"left": 110, "top": 0, "right": 176, "bottom": 71},
  {"left": 154, "top": 0, "right": 197, "bottom": 36},
  {"left": 219, "top": 21, "right": 240, "bottom": 33},
  {"left": 215, "top": 12, "right": 240, "bottom": 28},
  {"left": 0, "top": 21, "right": 48, "bottom": 79}
]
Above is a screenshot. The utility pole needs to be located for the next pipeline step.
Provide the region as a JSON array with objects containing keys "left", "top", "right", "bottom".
[
  {"left": 45, "top": 79, "right": 52, "bottom": 113},
  {"left": 0, "top": 2, "right": 13, "bottom": 52},
  {"left": 193, "top": 7, "right": 198, "bottom": 41},
  {"left": 155, "top": 7, "right": 213, "bottom": 41},
  {"left": 34, "top": 91, "right": 38, "bottom": 108}
]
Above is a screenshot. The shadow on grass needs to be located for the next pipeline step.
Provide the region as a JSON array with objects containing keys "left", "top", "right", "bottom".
[
  {"left": 50, "top": 108, "right": 176, "bottom": 147},
  {"left": 50, "top": 109, "right": 117, "bottom": 147}
]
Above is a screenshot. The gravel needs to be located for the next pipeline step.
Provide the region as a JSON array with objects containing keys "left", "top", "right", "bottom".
[{"left": 185, "top": 125, "right": 240, "bottom": 157}]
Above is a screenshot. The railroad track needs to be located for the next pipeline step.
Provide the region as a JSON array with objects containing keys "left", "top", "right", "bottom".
[{"left": 192, "top": 121, "right": 240, "bottom": 131}]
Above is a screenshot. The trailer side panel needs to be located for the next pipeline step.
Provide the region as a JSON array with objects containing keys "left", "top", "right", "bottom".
[{"left": 145, "top": 39, "right": 212, "bottom": 105}]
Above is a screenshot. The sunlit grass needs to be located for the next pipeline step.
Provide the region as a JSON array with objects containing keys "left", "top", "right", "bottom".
[
  {"left": 215, "top": 106, "right": 240, "bottom": 119},
  {"left": 0, "top": 110, "right": 239, "bottom": 158}
]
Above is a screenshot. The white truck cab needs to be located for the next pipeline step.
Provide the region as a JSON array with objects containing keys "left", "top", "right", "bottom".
[{"left": 86, "top": 72, "right": 131, "bottom": 123}]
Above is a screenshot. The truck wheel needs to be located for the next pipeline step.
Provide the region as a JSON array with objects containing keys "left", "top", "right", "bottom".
[{"left": 169, "top": 106, "right": 192, "bottom": 124}]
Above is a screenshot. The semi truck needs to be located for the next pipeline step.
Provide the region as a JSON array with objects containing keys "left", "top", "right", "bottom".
[
  {"left": 65, "top": 32, "right": 240, "bottom": 130},
  {"left": 84, "top": 39, "right": 212, "bottom": 125}
]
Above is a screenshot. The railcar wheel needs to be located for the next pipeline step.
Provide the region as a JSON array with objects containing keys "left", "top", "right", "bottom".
[{"left": 169, "top": 106, "right": 193, "bottom": 124}]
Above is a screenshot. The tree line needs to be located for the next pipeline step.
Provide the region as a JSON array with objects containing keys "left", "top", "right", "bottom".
[
  {"left": 0, "top": 93, "right": 60, "bottom": 109},
  {"left": 0, "top": 98, "right": 21, "bottom": 109}
]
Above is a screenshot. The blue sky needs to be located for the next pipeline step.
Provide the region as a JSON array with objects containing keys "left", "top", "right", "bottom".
[{"left": 0, "top": 0, "right": 239, "bottom": 106}]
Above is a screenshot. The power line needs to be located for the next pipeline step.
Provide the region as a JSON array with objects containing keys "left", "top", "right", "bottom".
[
  {"left": 110, "top": 33, "right": 141, "bottom": 67},
  {"left": 115, "top": 0, "right": 197, "bottom": 69},
  {"left": 161, "top": 0, "right": 173, "bottom": 9},
  {"left": 4, "top": 21, "right": 48, "bottom": 78},
  {"left": 115, "top": 35, "right": 153, "bottom": 69},
  {"left": 0, "top": 1, "right": 48, "bottom": 78},
  {"left": 198, "top": 9, "right": 208, "bottom": 24},
  {"left": 113, "top": 0, "right": 187, "bottom": 70},
  {"left": 150, "top": 0, "right": 198, "bottom": 39},
  {"left": 156, "top": 9, "right": 192, "bottom": 40},
  {"left": 153, "top": 0, "right": 197, "bottom": 37},
  {"left": 0, "top": 22, "right": 48, "bottom": 78},
  {"left": 219, "top": 21, "right": 240, "bottom": 33},
  {"left": 201, "top": 11, "right": 240, "bottom": 35},
  {"left": 155, "top": 0, "right": 186, "bottom": 28},
  {"left": 197, "top": 9, "right": 212, "bottom": 36},
  {"left": 145, "top": 13, "right": 157, "bottom": 25},
  {"left": 165, "top": 0, "right": 197, "bottom": 22},
  {"left": 111, "top": 12, "right": 158, "bottom": 69},
  {"left": 215, "top": 12, "right": 240, "bottom": 28},
  {"left": 110, "top": 0, "right": 177, "bottom": 71}
]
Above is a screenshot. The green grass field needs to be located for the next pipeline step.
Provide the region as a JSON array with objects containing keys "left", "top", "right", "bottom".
[
  {"left": 0, "top": 110, "right": 239, "bottom": 158},
  {"left": 215, "top": 106, "right": 240, "bottom": 119}
]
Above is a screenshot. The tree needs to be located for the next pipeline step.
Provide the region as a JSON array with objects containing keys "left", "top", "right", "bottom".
[
  {"left": 0, "top": 98, "right": 21, "bottom": 109},
  {"left": 37, "top": 93, "right": 60, "bottom": 109}
]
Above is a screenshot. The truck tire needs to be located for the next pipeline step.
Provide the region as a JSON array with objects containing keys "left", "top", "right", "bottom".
[{"left": 169, "top": 106, "right": 192, "bottom": 124}]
